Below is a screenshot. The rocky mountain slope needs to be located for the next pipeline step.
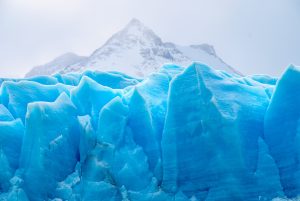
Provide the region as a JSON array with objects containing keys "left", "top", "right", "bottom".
[{"left": 26, "top": 19, "right": 240, "bottom": 77}]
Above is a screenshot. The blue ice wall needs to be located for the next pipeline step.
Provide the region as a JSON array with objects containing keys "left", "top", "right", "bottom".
[{"left": 0, "top": 64, "right": 298, "bottom": 201}]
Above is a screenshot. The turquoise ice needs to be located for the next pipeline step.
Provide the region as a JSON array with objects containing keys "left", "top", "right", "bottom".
[{"left": 0, "top": 63, "right": 299, "bottom": 201}]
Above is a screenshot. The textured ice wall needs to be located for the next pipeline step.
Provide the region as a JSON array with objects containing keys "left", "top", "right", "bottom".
[{"left": 0, "top": 63, "right": 299, "bottom": 201}]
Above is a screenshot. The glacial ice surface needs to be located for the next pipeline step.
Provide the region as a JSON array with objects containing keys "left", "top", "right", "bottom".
[{"left": 0, "top": 63, "right": 299, "bottom": 201}]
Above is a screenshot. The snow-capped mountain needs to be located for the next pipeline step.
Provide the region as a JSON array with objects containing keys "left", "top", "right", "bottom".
[
  {"left": 26, "top": 18, "right": 240, "bottom": 77},
  {"left": 25, "top": 53, "right": 87, "bottom": 78}
]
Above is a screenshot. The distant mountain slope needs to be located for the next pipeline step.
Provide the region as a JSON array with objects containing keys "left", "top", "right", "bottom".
[
  {"left": 26, "top": 19, "right": 240, "bottom": 77},
  {"left": 25, "top": 53, "right": 86, "bottom": 78}
]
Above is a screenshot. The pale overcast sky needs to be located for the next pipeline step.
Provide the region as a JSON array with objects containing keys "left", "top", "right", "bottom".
[{"left": 0, "top": 0, "right": 299, "bottom": 78}]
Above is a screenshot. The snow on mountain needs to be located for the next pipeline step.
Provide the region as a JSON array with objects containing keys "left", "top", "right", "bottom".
[
  {"left": 26, "top": 18, "right": 240, "bottom": 77},
  {"left": 25, "top": 53, "right": 87, "bottom": 78}
]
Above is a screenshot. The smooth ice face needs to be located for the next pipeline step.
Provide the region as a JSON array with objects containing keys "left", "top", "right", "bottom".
[
  {"left": 264, "top": 66, "right": 300, "bottom": 198},
  {"left": 0, "top": 63, "right": 298, "bottom": 201}
]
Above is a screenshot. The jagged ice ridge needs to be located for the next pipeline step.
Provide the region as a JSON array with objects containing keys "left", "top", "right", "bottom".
[{"left": 0, "top": 63, "right": 299, "bottom": 201}]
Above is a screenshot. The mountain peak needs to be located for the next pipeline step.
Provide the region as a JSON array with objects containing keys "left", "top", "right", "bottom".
[
  {"left": 26, "top": 19, "right": 240, "bottom": 78},
  {"left": 126, "top": 18, "right": 144, "bottom": 28},
  {"left": 118, "top": 18, "right": 161, "bottom": 43},
  {"left": 97, "top": 18, "right": 162, "bottom": 53}
]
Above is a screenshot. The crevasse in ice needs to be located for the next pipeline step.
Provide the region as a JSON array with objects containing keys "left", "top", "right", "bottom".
[{"left": 0, "top": 63, "right": 299, "bottom": 201}]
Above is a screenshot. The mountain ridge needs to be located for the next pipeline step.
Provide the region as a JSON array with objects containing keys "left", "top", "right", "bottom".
[{"left": 26, "top": 18, "right": 240, "bottom": 77}]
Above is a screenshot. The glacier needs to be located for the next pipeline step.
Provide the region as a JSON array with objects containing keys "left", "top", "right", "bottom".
[{"left": 0, "top": 63, "right": 299, "bottom": 200}]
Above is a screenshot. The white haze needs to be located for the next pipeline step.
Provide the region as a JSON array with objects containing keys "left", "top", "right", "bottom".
[{"left": 0, "top": 0, "right": 299, "bottom": 77}]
